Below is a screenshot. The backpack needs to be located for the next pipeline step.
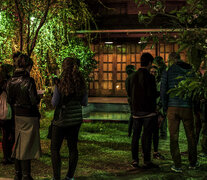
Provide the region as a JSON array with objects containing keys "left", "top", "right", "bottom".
[{"left": 0, "top": 91, "right": 12, "bottom": 120}]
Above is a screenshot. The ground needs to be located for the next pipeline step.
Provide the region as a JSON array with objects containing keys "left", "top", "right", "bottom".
[{"left": 0, "top": 111, "right": 207, "bottom": 180}]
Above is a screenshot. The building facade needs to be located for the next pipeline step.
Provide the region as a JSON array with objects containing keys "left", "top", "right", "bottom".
[{"left": 81, "top": 0, "right": 186, "bottom": 97}]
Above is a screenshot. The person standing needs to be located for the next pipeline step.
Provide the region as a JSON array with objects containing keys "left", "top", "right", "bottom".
[
  {"left": 126, "top": 53, "right": 158, "bottom": 168},
  {"left": 149, "top": 66, "right": 165, "bottom": 160},
  {"left": 7, "top": 53, "right": 41, "bottom": 180},
  {"left": 153, "top": 56, "right": 167, "bottom": 140},
  {"left": 51, "top": 57, "right": 87, "bottom": 180},
  {"left": 125, "top": 65, "right": 135, "bottom": 137},
  {"left": 161, "top": 52, "right": 198, "bottom": 173},
  {"left": 198, "top": 61, "right": 207, "bottom": 157},
  {"left": 0, "top": 65, "right": 14, "bottom": 165}
]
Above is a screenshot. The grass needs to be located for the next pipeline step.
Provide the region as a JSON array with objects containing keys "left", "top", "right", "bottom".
[{"left": 1, "top": 110, "right": 207, "bottom": 180}]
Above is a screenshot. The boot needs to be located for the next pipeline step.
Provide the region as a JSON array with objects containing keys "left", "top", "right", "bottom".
[
  {"left": 21, "top": 160, "right": 34, "bottom": 180},
  {"left": 14, "top": 159, "right": 22, "bottom": 180}
]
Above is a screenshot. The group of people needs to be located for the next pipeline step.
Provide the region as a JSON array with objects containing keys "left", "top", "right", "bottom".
[
  {"left": 0, "top": 51, "right": 206, "bottom": 179},
  {"left": 126, "top": 52, "right": 207, "bottom": 173},
  {"left": 0, "top": 53, "right": 87, "bottom": 180}
]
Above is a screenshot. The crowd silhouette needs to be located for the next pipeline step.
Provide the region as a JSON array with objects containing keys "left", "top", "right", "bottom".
[{"left": 0, "top": 51, "right": 206, "bottom": 179}]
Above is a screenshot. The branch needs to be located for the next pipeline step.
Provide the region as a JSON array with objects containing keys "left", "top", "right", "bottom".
[
  {"left": 27, "top": 0, "right": 31, "bottom": 56},
  {"left": 29, "top": 0, "right": 52, "bottom": 56},
  {"left": 14, "top": 0, "right": 23, "bottom": 52}
]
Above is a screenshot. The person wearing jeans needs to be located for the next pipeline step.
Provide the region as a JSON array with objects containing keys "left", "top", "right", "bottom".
[
  {"left": 51, "top": 125, "right": 81, "bottom": 179},
  {"left": 126, "top": 53, "right": 158, "bottom": 168},
  {"left": 161, "top": 52, "right": 198, "bottom": 172},
  {"left": 51, "top": 57, "right": 87, "bottom": 180},
  {"left": 167, "top": 107, "right": 197, "bottom": 168},
  {"left": 132, "top": 116, "right": 157, "bottom": 165}
]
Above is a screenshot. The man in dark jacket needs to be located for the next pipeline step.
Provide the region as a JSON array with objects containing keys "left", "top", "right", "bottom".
[
  {"left": 125, "top": 65, "right": 135, "bottom": 137},
  {"left": 126, "top": 53, "right": 158, "bottom": 169},
  {"left": 161, "top": 52, "right": 198, "bottom": 173}
]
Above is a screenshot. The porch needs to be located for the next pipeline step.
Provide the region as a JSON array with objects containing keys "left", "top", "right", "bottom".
[{"left": 83, "top": 97, "right": 130, "bottom": 122}]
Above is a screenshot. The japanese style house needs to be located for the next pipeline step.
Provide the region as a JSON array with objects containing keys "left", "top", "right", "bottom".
[{"left": 80, "top": 0, "right": 187, "bottom": 97}]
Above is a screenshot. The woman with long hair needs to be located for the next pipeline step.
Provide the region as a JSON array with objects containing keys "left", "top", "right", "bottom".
[
  {"left": 7, "top": 53, "right": 41, "bottom": 180},
  {"left": 51, "top": 57, "right": 87, "bottom": 180}
]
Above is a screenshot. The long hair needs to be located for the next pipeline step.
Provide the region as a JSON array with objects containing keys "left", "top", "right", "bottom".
[{"left": 59, "top": 57, "right": 86, "bottom": 96}]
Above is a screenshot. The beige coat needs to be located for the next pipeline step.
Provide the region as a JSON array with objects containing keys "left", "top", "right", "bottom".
[{"left": 12, "top": 116, "right": 41, "bottom": 160}]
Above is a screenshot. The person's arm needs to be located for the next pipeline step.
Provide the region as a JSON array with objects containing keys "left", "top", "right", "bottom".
[
  {"left": 28, "top": 78, "right": 40, "bottom": 106},
  {"left": 160, "top": 70, "right": 168, "bottom": 112},
  {"left": 51, "top": 85, "right": 60, "bottom": 107},
  {"left": 6, "top": 80, "right": 12, "bottom": 105},
  {"left": 81, "top": 91, "right": 88, "bottom": 106}
]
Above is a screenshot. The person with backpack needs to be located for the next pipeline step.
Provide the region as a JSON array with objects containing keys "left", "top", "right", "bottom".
[
  {"left": 0, "top": 65, "right": 14, "bottom": 165},
  {"left": 51, "top": 57, "right": 88, "bottom": 180},
  {"left": 7, "top": 53, "right": 41, "bottom": 180}
]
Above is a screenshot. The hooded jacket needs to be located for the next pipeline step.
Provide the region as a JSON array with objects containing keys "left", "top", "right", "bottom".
[{"left": 160, "top": 61, "right": 193, "bottom": 110}]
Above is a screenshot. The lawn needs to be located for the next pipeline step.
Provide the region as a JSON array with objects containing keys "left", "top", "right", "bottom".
[{"left": 0, "top": 110, "right": 207, "bottom": 180}]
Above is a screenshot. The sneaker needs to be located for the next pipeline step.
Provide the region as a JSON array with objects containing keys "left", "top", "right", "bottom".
[
  {"left": 153, "top": 152, "right": 165, "bottom": 160},
  {"left": 142, "top": 162, "right": 159, "bottom": 169},
  {"left": 189, "top": 162, "right": 200, "bottom": 170},
  {"left": 131, "top": 160, "right": 139, "bottom": 168},
  {"left": 198, "top": 152, "right": 207, "bottom": 158},
  {"left": 171, "top": 165, "right": 182, "bottom": 173}
]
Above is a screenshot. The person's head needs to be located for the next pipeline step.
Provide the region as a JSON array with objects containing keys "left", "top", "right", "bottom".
[
  {"left": 53, "top": 77, "right": 60, "bottom": 86},
  {"left": 168, "top": 52, "right": 180, "bottom": 66},
  {"left": 126, "top": 65, "right": 135, "bottom": 75},
  {"left": 14, "top": 54, "right": 33, "bottom": 72},
  {"left": 59, "top": 57, "right": 86, "bottom": 96},
  {"left": 13, "top": 51, "right": 21, "bottom": 60},
  {"left": 150, "top": 65, "right": 158, "bottom": 77},
  {"left": 140, "top": 53, "right": 154, "bottom": 70},
  {"left": 154, "top": 56, "right": 165, "bottom": 67}
]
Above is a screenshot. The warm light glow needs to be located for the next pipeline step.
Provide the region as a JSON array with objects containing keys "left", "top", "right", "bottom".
[
  {"left": 138, "top": 40, "right": 147, "bottom": 44},
  {"left": 105, "top": 41, "right": 113, "bottom": 44},
  {"left": 31, "top": 17, "right": 35, "bottom": 22}
]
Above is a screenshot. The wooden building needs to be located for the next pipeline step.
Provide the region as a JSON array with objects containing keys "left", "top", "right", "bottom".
[{"left": 79, "top": 0, "right": 187, "bottom": 97}]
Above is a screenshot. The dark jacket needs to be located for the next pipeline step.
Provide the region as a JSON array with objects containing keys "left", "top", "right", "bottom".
[
  {"left": 52, "top": 86, "right": 87, "bottom": 127},
  {"left": 160, "top": 61, "right": 192, "bottom": 110},
  {"left": 6, "top": 69, "right": 40, "bottom": 117},
  {"left": 127, "top": 68, "right": 157, "bottom": 116}
]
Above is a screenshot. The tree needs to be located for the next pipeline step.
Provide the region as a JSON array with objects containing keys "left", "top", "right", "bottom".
[
  {"left": 0, "top": 0, "right": 97, "bottom": 90},
  {"left": 135, "top": 0, "right": 207, "bottom": 69},
  {"left": 135, "top": 0, "right": 207, "bottom": 103}
]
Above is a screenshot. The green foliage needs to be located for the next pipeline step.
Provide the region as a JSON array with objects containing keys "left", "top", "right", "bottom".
[
  {"left": 168, "top": 71, "right": 207, "bottom": 102},
  {"left": 135, "top": 0, "right": 207, "bottom": 66},
  {"left": 135, "top": 0, "right": 207, "bottom": 102},
  {"left": 0, "top": 11, "right": 16, "bottom": 62},
  {"left": 0, "top": 0, "right": 97, "bottom": 88}
]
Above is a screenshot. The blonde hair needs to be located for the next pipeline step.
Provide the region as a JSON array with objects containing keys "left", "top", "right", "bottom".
[{"left": 168, "top": 52, "right": 180, "bottom": 66}]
